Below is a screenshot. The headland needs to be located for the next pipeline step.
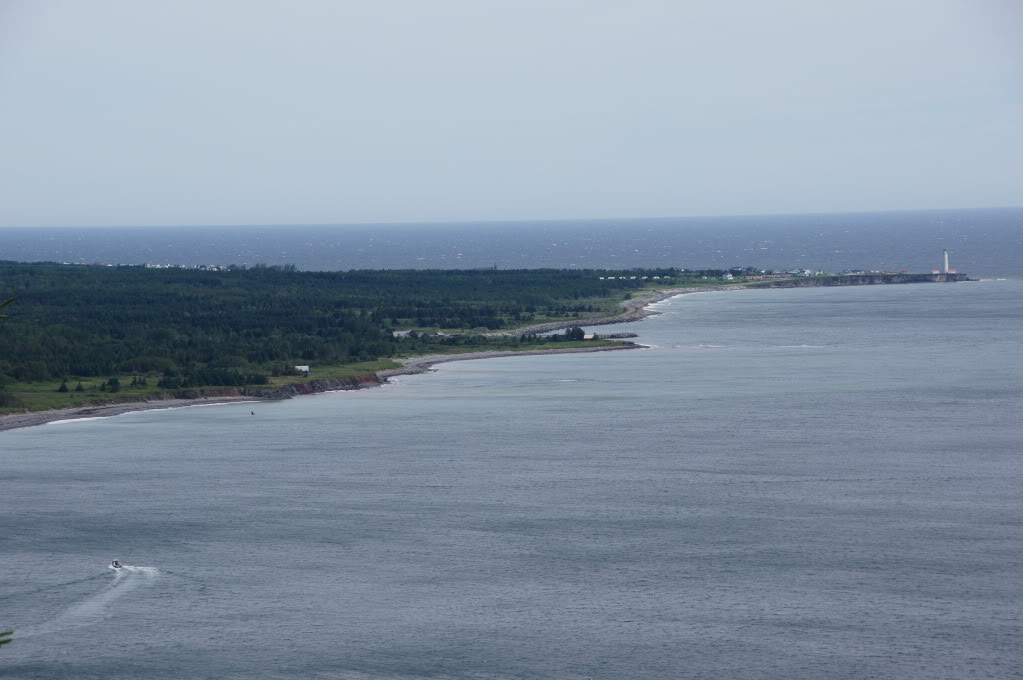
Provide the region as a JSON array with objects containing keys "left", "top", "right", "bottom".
[{"left": 0, "top": 270, "right": 971, "bottom": 432}]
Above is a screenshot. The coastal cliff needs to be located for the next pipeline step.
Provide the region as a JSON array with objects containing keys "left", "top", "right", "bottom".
[{"left": 162, "top": 374, "right": 382, "bottom": 401}]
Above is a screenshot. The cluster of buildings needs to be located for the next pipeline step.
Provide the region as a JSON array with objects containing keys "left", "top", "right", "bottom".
[
  {"left": 58, "top": 261, "right": 225, "bottom": 270},
  {"left": 142, "top": 263, "right": 224, "bottom": 271},
  {"left": 597, "top": 269, "right": 826, "bottom": 282},
  {"left": 738, "top": 269, "right": 822, "bottom": 280},
  {"left": 597, "top": 275, "right": 671, "bottom": 281}
]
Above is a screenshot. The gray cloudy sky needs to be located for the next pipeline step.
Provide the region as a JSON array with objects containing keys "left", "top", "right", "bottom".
[{"left": 1, "top": 0, "right": 1020, "bottom": 227}]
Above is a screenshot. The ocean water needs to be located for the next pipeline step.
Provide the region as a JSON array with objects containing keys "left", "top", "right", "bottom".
[
  {"left": 1, "top": 280, "right": 1022, "bottom": 679},
  {"left": 1, "top": 207, "right": 1021, "bottom": 276}
]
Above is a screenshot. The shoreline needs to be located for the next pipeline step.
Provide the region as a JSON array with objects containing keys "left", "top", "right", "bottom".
[
  {"left": 0, "top": 345, "right": 645, "bottom": 433},
  {"left": 2, "top": 288, "right": 709, "bottom": 433},
  {"left": 0, "top": 276, "right": 965, "bottom": 432},
  {"left": 487, "top": 285, "right": 746, "bottom": 336},
  {"left": 0, "top": 396, "right": 265, "bottom": 433},
  {"left": 377, "top": 343, "right": 641, "bottom": 380}
]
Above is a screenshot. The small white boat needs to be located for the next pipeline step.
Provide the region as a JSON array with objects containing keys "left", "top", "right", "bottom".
[{"left": 110, "top": 560, "right": 123, "bottom": 569}]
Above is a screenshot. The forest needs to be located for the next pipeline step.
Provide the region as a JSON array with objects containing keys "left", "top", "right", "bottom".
[{"left": 0, "top": 263, "right": 702, "bottom": 389}]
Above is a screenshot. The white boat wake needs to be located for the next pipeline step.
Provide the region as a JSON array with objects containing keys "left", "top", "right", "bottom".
[{"left": 21, "top": 565, "right": 160, "bottom": 636}]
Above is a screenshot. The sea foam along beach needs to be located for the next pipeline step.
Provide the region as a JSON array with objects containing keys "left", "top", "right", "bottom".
[{"left": 0, "top": 285, "right": 738, "bottom": 432}]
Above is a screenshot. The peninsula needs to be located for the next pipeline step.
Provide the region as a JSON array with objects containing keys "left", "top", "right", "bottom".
[{"left": 0, "top": 262, "right": 970, "bottom": 430}]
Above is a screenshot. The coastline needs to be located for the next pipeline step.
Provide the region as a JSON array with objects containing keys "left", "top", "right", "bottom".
[
  {"left": 0, "top": 396, "right": 264, "bottom": 433},
  {"left": 487, "top": 285, "right": 746, "bottom": 336},
  {"left": 0, "top": 345, "right": 644, "bottom": 433},
  {"left": 377, "top": 343, "right": 641, "bottom": 380},
  {"left": 0, "top": 276, "right": 963, "bottom": 432},
  {"left": 2, "top": 287, "right": 707, "bottom": 433}
]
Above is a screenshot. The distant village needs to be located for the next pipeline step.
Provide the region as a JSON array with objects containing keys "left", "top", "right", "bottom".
[
  {"left": 598, "top": 268, "right": 833, "bottom": 282},
  {"left": 49, "top": 249, "right": 958, "bottom": 279},
  {"left": 61, "top": 261, "right": 227, "bottom": 270},
  {"left": 57, "top": 262, "right": 923, "bottom": 279}
]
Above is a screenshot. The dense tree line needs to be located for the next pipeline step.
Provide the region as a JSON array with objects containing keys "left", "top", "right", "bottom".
[{"left": 0, "top": 263, "right": 682, "bottom": 386}]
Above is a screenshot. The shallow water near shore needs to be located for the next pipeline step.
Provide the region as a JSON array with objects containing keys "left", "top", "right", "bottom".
[{"left": 2, "top": 281, "right": 1022, "bottom": 679}]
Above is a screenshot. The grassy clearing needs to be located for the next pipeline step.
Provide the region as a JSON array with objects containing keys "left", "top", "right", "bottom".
[
  {"left": 2, "top": 378, "right": 166, "bottom": 414},
  {"left": 268, "top": 360, "right": 401, "bottom": 386}
]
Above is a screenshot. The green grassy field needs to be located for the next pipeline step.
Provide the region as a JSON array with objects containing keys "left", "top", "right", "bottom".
[
  {"left": 267, "top": 360, "right": 401, "bottom": 386},
  {"left": 2, "top": 378, "right": 168, "bottom": 414}
]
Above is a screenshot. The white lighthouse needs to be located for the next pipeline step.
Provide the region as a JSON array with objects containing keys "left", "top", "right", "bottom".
[{"left": 943, "top": 249, "right": 949, "bottom": 274}]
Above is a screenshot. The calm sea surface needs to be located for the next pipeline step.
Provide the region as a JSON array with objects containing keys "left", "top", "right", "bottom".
[
  {"left": 2, "top": 281, "right": 1022, "bottom": 679},
  {"left": 1, "top": 207, "right": 1021, "bottom": 276}
]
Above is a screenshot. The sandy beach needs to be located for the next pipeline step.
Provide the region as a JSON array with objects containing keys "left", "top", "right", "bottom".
[
  {"left": 377, "top": 343, "right": 640, "bottom": 380},
  {"left": 0, "top": 396, "right": 263, "bottom": 432},
  {"left": 486, "top": 284, "right": 746, "bottom": 337},
  {"left": 0, "top": 285, "right": 723, "bottom": 432}
]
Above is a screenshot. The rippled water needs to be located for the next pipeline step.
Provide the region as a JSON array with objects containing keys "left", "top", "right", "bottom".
[{"left": 1, "top": 281, "right": 1021, "bottom": 679}]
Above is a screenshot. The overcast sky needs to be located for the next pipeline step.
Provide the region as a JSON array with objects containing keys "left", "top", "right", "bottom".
[{"left": 1, "top": 0, "right": 1020, "bottom": 227}]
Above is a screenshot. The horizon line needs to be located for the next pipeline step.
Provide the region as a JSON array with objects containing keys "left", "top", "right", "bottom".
[{"left": 0, "top": 204, "right": 1020, "bottom": 230}]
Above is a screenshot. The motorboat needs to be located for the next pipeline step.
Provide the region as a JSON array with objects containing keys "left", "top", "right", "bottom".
[{"left": 110, "top": 560, "right": 123, "bottom": 569}]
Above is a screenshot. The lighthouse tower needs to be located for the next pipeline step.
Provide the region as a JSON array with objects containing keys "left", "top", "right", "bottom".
[{"left": 943, "top": 249, "right": 949, "bottom": 274}]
